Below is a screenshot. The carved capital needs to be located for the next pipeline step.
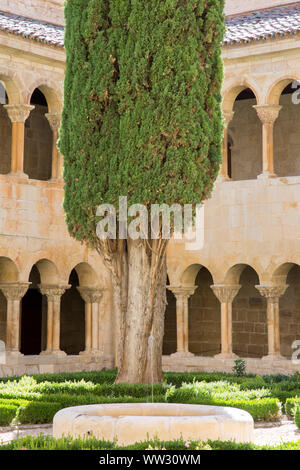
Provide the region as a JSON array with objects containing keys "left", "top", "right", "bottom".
[
  {"left": 167, "top": 286, "right": 196, "bottom": 300},
  {"left": 255, "top": 284, "right": 288, "bottom": 302},
  {"left": 0, "top": 282, "right": 31, "bottom": 300},
  {"left": 223, "top": 110, "right": 235, "bottom": 128},
  {"left": 4, "top": 104, "right": 35, "bottom": 123},
  {"left": 77, "top": 287, "right": 103, "bottom": 304},
  {"left": 39, "top": 284, "right": 71, "bottom": 301},
  {"left": 45, "top": 113, "right": 61, "bottom": 132},
  {"left": 211, "top": 285, "right": 241, "bottom": 303},
  {"left": 253, "top": 105, "right": 282, "bottom": 125}
]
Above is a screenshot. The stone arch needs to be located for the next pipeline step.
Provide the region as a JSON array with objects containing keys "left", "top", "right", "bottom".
[
  {"left": 180, "top": 263, "right": 216, "bottom": 286},
  {"left": 271, "top": 78, "right": 300, "bottom": 177},
  {"left": 222, "top": 78, "right": 260, "bottom": 112},
  {"left": 34, "top": 259, "right": 59, "bottom": 285},
  {"left": 225, "top": 85, "right": 262, "bottom": 181},
  {"left": 224, "top": 263, "right": 262, "bottom": 285},
  {"left": 272, "top": 263, "right": 300, "bottom": 358},
  {"left": 189, "top": 267, "right": 221, "bottom": 356},
  {"left": 21, "top": 264, "right": 44, "bottom": 355},
  {"left": 266, "top": 76, "right": 300, "bottom": 106},
  {"left": 60, "top": 268, "right": 85, "bottom": 355},
  {"left": 72, "top": 262, "right": 98, "bottom": 287},
  {"left": 26, "top": 81, "right": 62, "bottom": 113},
  {"left": 24, "top": 87, "right": 53, "bottom": 181},
  {"left": 0, "top": 71, "right": 22, "bottom": 104},
  {"left": 0, "top": 257, "right": 19, "bottom": 346},
  {"left": 0, "top": 257, "right": 19, "bottom": 282}
]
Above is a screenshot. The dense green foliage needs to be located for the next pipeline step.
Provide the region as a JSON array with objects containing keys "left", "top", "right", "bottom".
[
  {"left": 1, "top": 434, "right": 300, "bottom": 451},
  {"left": 294, "top": 405, "right": 300, "bottom": 429},
  {"left": 232, "top": 358, "right": 246, "bottom": 376},
  {"left": 3, "top": 371, "right": 300, "bottom": 424},
  {"left": 59, "top": 0, "right": 225, "bottom": 245}
]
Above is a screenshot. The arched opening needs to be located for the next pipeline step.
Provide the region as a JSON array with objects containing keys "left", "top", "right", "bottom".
[
  {"left": 21, "top": 265, "right": 44, "bottom": 355},
  {"left": 278, "top": 264, "right": 300, "bottom": 358},
  {"left": 232, "top": 266, "right": 267, "bottom": 358},
  {"left": 189, "top": 267, "right": 220, "bottom": 356},
  {"left": 227, "top": 135, "right": 233, "bottom": 179},
  {"left": 162, "top": 276, "right": 177, "bottom": 355},
  {"left": 24, "top": 88, "right": 52, "bottom": 180},
  {"left": 228, "top": 88, "right": 262, "bottom": 180},
  {"left": 274, "top": 82, "right": 300, "bottom": 177},
  {"left": 60, "top": 269, "right": 85, "bottom": 355},
  {"left": 0, "top": 257, "right": 19, "bottom": 346},
  {"left": 0, "top": 82, "right": 11, "bottom": 175}
]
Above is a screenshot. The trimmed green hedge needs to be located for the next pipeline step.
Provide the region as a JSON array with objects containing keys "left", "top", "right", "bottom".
[
  {"left": 0, "top": 404, "right": 18, "bottom": 426},
  {"left": 16, "top": 401, "right": 62, "bottom": 425}
]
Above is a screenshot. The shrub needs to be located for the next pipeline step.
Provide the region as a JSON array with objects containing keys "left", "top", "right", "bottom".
[
  {"left": 15, "top": 401, "right": 62, "bottom": 424},
  {"left": 294, "top": 405, "right": 300, "bottom": 429},
  {"left": 285, "top": 398, "right": 300, "bottom": 417},
  {"left": 0, "top": 404, "right": 18, "bottom": 426},
  {"left": 233, "top": 359, "right": 246, "bottom": 377}
]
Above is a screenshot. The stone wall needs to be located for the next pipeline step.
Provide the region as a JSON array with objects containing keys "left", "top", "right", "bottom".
[
  {"left": 225, "top": 0, "right": 296, "bottom": 16},
  {"left": 1, "top": 0, "right": 64, "bottom": 25},
  {"left": 189, "top": 269, "right": 221, "bottom": 356},
  {"left": 232, "top": 267, "right": 268, "bottom": 358}
]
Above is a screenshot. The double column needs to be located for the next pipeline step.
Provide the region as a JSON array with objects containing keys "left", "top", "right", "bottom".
[
  {"left": 0, "top": 282, "right": 31, "bottom": 355},
  {"left": 39, "top": 284, "right": 70, "bottom": 356},
  {"left": 45, "top": 113, "right": 63, "bottom": 180},
  {"left": 168, "top": 286, "right": 196, "bottom": 357},
  {"left": 219, "top": 110, "right": 235, "bottom": 181},
  {"left": 211, "top": 284, "right": 241, "bottom": 358},
  {"left": 4, "top": 104, "right": 34, "bottom": 177},
  {"left": 77, "top": 287, "right": 103, "bottom": 355},
  {"left": 253, "top": 105, "right": 282, "bottom": 178},
  {"left": 255, "top": 285, "right": 288, "bottom": 360}
]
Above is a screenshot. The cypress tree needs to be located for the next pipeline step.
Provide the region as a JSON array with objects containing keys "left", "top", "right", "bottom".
[{"left": 60, "top": 0, "right": 225, "bottom": 383}]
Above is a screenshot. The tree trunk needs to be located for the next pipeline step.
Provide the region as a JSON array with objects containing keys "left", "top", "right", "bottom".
[{"left": 115, "top": 239, "right": 167, "bottom": 384}]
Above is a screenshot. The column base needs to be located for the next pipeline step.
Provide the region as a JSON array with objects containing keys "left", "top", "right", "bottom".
[
  {"left": 262, "top": 354, "right": 285, "bottom": 361},
  {"left": 257, "top": 171, "right": 277, "bottom": 180},
  {"left": 216, "top": 174, "right": 231, "bottom": 183},
  {"left": 8, "top": 171, "right": 28, "bottom": 179},
  {"left": 170, "top": 351, "right": 194, "bottom": 358},
  {"left": 214, "top": 352, "right": 239, "bottom": 359},
  {"left": 52, "top": 350, "right": 67, "bottom": 357},
  {"left": 6, "top": 350, "right": 23, "bottom": 357}
]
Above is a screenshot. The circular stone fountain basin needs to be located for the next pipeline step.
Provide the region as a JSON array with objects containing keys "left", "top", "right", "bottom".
[{"left": 53, "top": 403, "right": 254, "bottom": 445}]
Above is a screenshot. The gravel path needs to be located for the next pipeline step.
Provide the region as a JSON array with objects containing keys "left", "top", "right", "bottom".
[{"left": 0, "top": 417, "right": 300, "bottom": 447}]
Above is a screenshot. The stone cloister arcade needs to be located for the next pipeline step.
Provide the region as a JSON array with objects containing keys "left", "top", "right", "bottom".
[
  {"left": 164, "top": 262, "right": 300, "bottom": 362},
  {"left": 1, "top": 31, "right": 300, "bottom": 376},
  {"left": 0, "top": 257, "right": 107, "bottom": 360}
]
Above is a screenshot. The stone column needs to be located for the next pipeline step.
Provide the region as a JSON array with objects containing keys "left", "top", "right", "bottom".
[
  {"left": 253, "top": 105, "right": 282, "bottom": 178},
  {"left": 219, "top": 110, "right": 234, "bottom": 181},
  {"left": 167, "top": 286, "right": 196, "bottom": 357},
  {"left": 211, "top": 284, "right": 241, "bottom": 358},
  {"left": 39, "top": 284, "right": 70, "bottom": 355},
  {"left": 255, "top": 285, "right": 288, "bottom": 360},
  {"left": 45, "top": 113, "right": 63, "bottom": 180},
  {"left": 77, "top": 287, "right": 103, "bottom": 354},
  {"left": 4, "top": 104, "right": 35, "bottom": 177},
  {"left": 0, "top": 282, "right": 31, "bottom": 355}
]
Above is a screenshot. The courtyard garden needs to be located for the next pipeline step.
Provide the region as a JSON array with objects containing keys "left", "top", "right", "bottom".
[{"left": 0, "top": 368, "right": 300, "bottom": 449}]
